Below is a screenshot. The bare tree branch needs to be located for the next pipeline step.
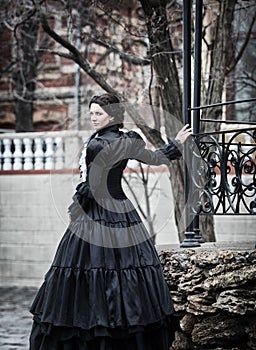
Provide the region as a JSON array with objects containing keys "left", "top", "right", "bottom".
[
  {"left": 37, "top": 48, "right": 74, "bottom": 60},
  {"left": 91, "top": 36, "right": 150, "bottom": 66},
  {"left": 122, "top": 174, "right": 147, "bottom": 220},
  {"left": 39, "top": 12, "right": 165, "bottom": 146},
  {"left": 40, "top": 13, "right": 121, "bottom": 93}
]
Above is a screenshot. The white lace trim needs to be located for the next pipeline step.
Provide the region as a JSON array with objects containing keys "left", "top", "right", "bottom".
[{"left": 79, "top": 141, "right": 88, "bottom": 181}]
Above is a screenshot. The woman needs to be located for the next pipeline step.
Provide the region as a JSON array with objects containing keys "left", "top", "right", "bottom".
[{"left": 29, "top": 93, "right": 192, "bottom": 350}]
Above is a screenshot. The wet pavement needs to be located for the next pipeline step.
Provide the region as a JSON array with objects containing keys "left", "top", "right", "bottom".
[{"left": 0, "top": 286, "right": 38, "bottom": 350}]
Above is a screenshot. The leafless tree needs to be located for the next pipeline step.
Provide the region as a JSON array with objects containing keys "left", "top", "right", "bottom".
[{"left": 123, "top": 163, "right": 161, "bottom": 242}]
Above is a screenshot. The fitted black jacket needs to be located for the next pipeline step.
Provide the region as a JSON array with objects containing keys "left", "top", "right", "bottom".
[{"left": 68, "top": 124, "right": 182, "bottom": 219}]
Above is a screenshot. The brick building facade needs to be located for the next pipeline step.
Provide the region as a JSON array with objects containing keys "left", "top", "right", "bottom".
[{"left": 0, "top": 1, "right": 151, "bottom": 132}]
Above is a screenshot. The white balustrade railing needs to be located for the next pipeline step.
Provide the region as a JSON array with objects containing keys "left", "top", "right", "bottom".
[
  {"left": 0, "top": 130, "right": 90, "bottom": 171},
  {"left": 1, "top": 126, "right": 253, "bottom": 172}
]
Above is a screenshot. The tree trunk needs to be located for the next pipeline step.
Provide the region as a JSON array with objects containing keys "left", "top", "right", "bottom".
[
  {"left": 14, "top": 17, "right": 39, "bottom": 132},
  {"left": 198, "top": 1, "right": 236, "bottom": 241},
  {"left": 139, "top": 0, "right": 190, "bottom": 241},
  {"left": 202, "top": 0, "right": 236, "bottom": 130}
]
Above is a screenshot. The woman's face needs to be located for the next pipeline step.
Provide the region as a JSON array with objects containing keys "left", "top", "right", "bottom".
[{"left": 89, "top": 103, "right": 113, "bottom": 131}]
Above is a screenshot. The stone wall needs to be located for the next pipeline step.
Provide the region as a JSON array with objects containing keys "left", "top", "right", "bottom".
[
  {"left": 159, "top": 244, "right": 256, "bottom": 350},
  {"left": 0, "top": 173, "right": 74, "bottom": 286}
]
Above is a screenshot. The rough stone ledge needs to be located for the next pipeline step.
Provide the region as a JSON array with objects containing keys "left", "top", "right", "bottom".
[
  {"left": 156, "top": 240, "right": 256, "bottom": 253},
  {"left": 157, "top": 241, "right": 256, "bottom": 350}
]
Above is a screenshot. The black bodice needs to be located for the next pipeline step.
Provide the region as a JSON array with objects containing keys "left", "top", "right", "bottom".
[{"left": 69, "top": 124, "right": 182, "bottom": 219}]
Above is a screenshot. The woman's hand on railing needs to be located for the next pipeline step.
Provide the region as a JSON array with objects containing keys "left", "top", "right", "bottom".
[{"left": 174, "top": 124, "right": 192, "bottom": 145}]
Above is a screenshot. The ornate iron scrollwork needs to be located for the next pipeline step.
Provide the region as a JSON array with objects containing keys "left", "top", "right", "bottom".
[{"left": 191, "top": 128, "right": 256, "bottom": 215}]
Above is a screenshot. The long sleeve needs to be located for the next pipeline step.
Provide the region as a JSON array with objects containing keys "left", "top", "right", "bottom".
[
  {"left": 68, "top": 130, "right": 182, "bottom": 220},
  {"left": 124, "top": 131, "right": 182, "bottom": 165},
  {"left": 85, "top": 131, "right": 182, "bottom": 200}
]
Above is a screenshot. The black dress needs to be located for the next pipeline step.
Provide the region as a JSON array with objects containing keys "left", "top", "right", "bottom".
[{"left": 29, "top": 124, "right": 182, "bottom": 350}]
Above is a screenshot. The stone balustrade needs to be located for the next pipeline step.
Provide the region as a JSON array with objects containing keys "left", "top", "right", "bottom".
[{"left": 0, "top": 130, "right": 90, "bottom": 171}]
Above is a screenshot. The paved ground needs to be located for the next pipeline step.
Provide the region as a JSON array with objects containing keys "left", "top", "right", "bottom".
[{"left": 0, "top": 286, "right": 38, "bottom": 350}]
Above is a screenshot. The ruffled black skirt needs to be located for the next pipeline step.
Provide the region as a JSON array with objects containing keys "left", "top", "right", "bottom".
[{"left": 29, "top": 197, "right": 173, "bottom": 350}]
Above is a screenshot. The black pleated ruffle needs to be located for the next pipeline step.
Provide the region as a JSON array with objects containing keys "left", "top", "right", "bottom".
[
  {"left": 30, "top": 316, "right": 171, "bottom": 350},
  {"left": 30, "top": 262, "right": 173, "bottom": 329}
]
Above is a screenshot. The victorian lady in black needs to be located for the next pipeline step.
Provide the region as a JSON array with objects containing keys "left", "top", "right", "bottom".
[{"left": 29, "top": 93, "right": 192, "bottom": 350}]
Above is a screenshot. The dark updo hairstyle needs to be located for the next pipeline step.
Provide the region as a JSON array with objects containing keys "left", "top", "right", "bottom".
[{"left": 89, "top": 93, "right": 125, "bottom": 128}]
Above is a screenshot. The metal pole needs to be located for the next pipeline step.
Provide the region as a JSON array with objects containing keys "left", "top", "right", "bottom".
[
  {"left": 193, "top": 0, "right": 202, "bottom": 134},
  {"left": 192, "top": 0, "right": 205, "bottom": 243},
  {"left": 180, "top": 0, "right": 200, "bottom": 247}
]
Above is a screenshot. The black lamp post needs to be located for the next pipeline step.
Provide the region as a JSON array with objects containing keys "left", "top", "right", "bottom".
[{"left": 180, "top": 0, "right": 200, "bottom": 247}]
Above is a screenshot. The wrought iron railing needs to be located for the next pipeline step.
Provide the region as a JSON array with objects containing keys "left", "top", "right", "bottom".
[
  {"left": 181, "top": 0, "right": 256, "bottom": 247},
  {"left": 190, "top": 127, "right": 256, "bottom": 216}
]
